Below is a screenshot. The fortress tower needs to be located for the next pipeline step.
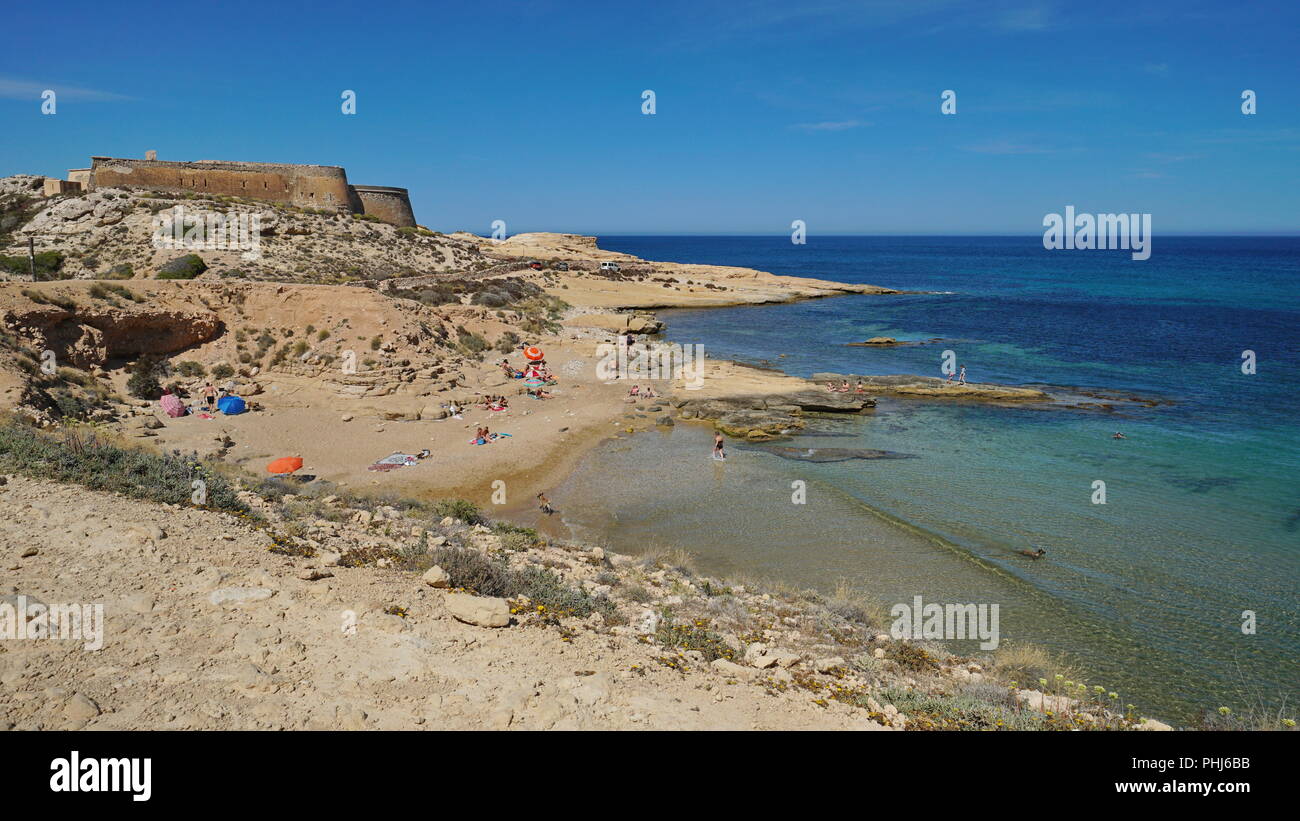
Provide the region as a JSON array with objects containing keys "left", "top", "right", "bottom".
[{"left": 51, "top": 154, "right": 417, "bottom": 227}]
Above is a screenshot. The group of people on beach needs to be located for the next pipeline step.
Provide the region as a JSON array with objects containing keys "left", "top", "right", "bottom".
[
  {"left": 626, "top": 384, "right": 658, "bottom": 400},
  {"left": 159, "top": 381, "right": 233, "bottom": 417},
  {"left": 473, "top": 426, "right": 510, "bottom": 445},
  {"left": 826, "top": 380, "right": 868, "bottom": 394}
]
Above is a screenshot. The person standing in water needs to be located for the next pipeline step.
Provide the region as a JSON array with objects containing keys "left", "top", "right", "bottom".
[
  {"left": 713, "top": 432, "right": 726, "bottom": 460},
  {"left": 537, "top": 493, "right": 556, "bottom": 515},
  {"left": 957, "top": 365, "right": 967, "bottom": 385}
]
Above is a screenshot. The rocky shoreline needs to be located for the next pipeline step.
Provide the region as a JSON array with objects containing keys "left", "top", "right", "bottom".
[{"left": 0, "top": 439, "right": 1172, "bottom": 731}]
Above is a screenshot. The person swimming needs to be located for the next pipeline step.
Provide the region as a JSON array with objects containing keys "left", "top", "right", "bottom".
[
  {"left": 1018, "top": 548, "right": 1047, "bottom": 559},
  {"left": 1113, "top": 432, "right": 1126, "bottom": 439}
]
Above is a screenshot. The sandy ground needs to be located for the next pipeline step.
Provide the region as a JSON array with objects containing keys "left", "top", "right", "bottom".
[
  {"left": 141, "top": 333, "right": 660, "bottom": 511},
  {"left": 0, "top": 475, "right": 891, "bottom": 731}
]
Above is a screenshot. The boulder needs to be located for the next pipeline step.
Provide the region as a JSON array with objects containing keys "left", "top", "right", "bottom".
[
  {"left": 711, "top": 659, "right": 758, "bottom": 679},
  {"left": 1014, "top": 689, "right": 1075, "bottom": 713},
  {"left": 443, "top": 593, "right": 510, "bottom": 627},
  {"left": 421, "top": 565, "right": 451, "bottom": 588},
  {"left": 626, "top": 314, "right": 664, "bottom": 334},
  {"left": 714, "top": 409, "right": 803, "bottom": 439},
  {"left": 1136, "top": 718, "right": 1174, "bottom": 731},
  {"left": 63, "top": 693, "right": 101, "bottom": 722}
]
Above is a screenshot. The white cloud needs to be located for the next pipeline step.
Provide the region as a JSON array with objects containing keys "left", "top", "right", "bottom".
[
  {"left": 792, "top": 119, "right": 869, "bottom": 132},
  {"left": 0, "top": 76, "right": 132, "bottom": 102}
]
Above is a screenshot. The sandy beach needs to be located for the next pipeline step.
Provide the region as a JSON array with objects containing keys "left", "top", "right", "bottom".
[{"left": 0, "top": 231, "right": 897, "bottom": 522}]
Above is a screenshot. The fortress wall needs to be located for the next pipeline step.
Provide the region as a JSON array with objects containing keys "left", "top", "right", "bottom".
[
  {"left": 88, "top": 158, "right": 352, "bottom": 211},
  {"left": 350, "top": 185, "right": 416, "bottom": 227}
]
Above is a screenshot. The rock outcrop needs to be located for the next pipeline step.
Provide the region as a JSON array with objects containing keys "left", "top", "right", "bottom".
[
  {"left": 2, "top": 296, "right": 223, "bottom": 368},
  {"left": 814, "top": 373, "right": 1050, "bottom": 402}
]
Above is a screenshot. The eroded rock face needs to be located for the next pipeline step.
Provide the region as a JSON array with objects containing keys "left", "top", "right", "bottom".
[{"left": 3, "top": 300, "right": 223, "bottom": 368}]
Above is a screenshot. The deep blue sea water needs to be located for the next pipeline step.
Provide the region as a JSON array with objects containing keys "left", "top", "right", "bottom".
[{"left": 551, "top": 236, "right": 1300, "bottom": 723}]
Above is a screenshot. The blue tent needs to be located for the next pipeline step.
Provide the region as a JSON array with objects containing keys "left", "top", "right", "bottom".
[{"left": 217, "top": 395, "right": 246, "bottom": 415}]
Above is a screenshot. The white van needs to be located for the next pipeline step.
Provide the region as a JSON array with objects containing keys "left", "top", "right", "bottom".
[{"left": 599, "top": 261, "right": 621, "bottom": 273}]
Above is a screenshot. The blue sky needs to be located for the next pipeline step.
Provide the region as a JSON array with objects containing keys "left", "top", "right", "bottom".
[{"left": 2, "top": 0, "right": 1297, "bottom": 234}]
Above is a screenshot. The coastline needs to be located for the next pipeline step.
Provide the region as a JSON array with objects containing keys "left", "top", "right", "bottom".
[
  {"left": 0, "top": 232, "right": 900, "bottom": 519},
  {"left": 3, "top": 230, "right": 1290, "bottom": 730}
]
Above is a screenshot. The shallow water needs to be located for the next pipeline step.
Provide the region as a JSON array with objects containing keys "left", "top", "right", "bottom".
[{"left": 550, "top": 236, "right": 1300, "bottom": 723}]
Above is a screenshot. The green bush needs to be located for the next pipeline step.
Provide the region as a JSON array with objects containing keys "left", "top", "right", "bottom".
[
  {"left": 655, "top": 616, "right": 739, "bottom": 662},
  {"left": 210, "top": 363, "right": 235, "bottom": 380},
  {"left": 494, "top": 331, "right": 520, "bottom": 354},
  {"left": 126, "top": 356, "right": 164, "bottom": 400},
  {"left": 96, "top": 263, "right": 134, "bottom": 280},
  {"left": 429, "top": 498, "right": 483, "bottom": 524},
  {"left": 156, "top": 254, "right": 207, "bottom": 280},
  {"left": 512, "top": 565, "right": 613, "bottom": 618},
  {"left": 0, "top": 420, "right": 247, "bottom": 513},
  {"left": 426, "top": 546, "right": 514, "bottom": 596},
  {"left": 456, "top": 328, "right": 488, "bottom": 355},
  {"left": 176, "top": 361, "right": 206, "bottom": 378},
  {"left": 0, "top": 251, "right": 64, "bottom": 279}
]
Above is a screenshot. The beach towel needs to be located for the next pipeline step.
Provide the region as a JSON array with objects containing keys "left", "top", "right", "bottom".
[
  {"left": 160, "top": 394, "right": 185, "bottom": 418},
  {"left": 371, "top": 452, "right": 420, "bottom": 467}
]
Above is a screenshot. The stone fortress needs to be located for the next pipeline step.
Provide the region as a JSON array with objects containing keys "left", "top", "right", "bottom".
[{"left": 43, "top": 151, "right": 416, "bottom": 227}]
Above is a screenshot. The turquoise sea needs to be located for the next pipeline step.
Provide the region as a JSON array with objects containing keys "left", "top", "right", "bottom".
[{"left": 549, "top": 236, "right": 1300, "bottom": 724}]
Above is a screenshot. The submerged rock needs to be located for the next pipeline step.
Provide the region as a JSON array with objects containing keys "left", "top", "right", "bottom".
[{"left": 737, "top": 444, "right": 918, "bottom": 462}]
